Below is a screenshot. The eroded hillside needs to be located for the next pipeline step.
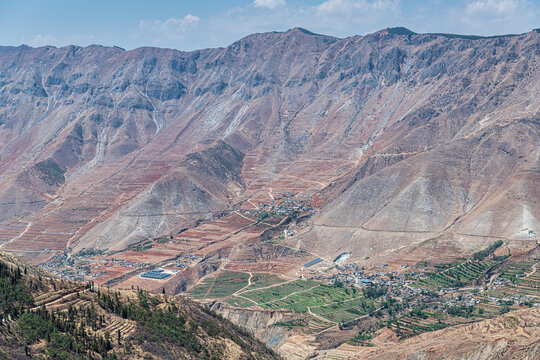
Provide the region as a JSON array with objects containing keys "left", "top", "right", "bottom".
[{"left": 0, "top": 28, "right": 538, "bottom": 266}]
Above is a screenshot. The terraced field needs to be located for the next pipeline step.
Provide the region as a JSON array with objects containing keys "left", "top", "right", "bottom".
[
  {"left": 240, "top": 279, "right": 320, "bottom": 304},
  {"left": 271, "top": 319, "right": 308, "bottom": 330},
  {"left": 262, "top": 284, "right": 361, "bottom": 312},
  {"left": 32, "top": 285, "right": 138, "bottom": 343},
  {"left": 189, "top": 272, "right": 378, "bottom": 324},
  {"left": 244, "top": 273, "right": 287, "bottom": 290},
  {"left": 388, "top": 308, "right": 484, "bottom": 339},
  {"left": 310, "top": 296, "right": 377, "bottom": 323},
  {"left": 475, "top": 302, "right": 519, "bottom": 315},
  {"left": 225, "top": 296, "right": 256, "bottom": 307},
  {"left": 500, "top": 262, "right": 534, "bottom": 281},
  {"left": 237, "top": 280, "right": 378, "bottom": 324},
  {"left": 187, "top": 271, "right": 251, "bottom": 299},
  {"left": 415, "top": 259, "right": 501, "bottom": 290},
  {"left": 495, "top": 261, "right": 540, "bottom": 298},
  {"left": 307, "top": 317, "right": 334, "bottom": 333},
  {"left": 390, "top": 311, "right": 447, "bottom": 338}
]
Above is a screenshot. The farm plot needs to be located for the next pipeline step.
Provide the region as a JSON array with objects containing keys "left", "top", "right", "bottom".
[
  {"left": 239, "top": 281, "right": 377, "bottom": 323},
  {"left": 390, "top": 313, "right": 447, "bottom": 338},
  {"left": 415, "top": 259, "right": 501, "bottom": 290},
  {"left": 263, "top": 285, "right": 361, "bottom": 312},
  {"left": 240, "top": 279, "right": 320, "bottom": 304},
  {"left": 187, "top": 271, "right": 250, "bottom": 299},
  {"left": 500, "top": 262, "right": 531, "bottom": 280},
  {"left": 499, "top": 261, "right": 540, "bottom": 298},
  {"left": 475, "top": 302, "right": 518, "bottom": 316},
  {"left": 271, "top": 319, "right": 308, "bottom": 330},
  {"left": 225, "top": 297, "right": 256, "bottom": 307},
  {"left": 191, "top": 274, "right": 379, "bottom": 324},
  {"left": 245, "top": 273, "right": 287, "bottom": 290},
  {"left": 310, "top": 296, "right": 378, "bottom": 323},
  {"left": 389, "top": 308, "right": 482, "bottom": 338}
]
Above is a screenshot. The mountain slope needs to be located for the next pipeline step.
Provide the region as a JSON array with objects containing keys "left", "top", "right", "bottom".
[
  {"left": 0, "top": 28, "right": 538, "bottom": 266},
  {"left": 0, "top": 251, "right": 279, "bottom": 359}
]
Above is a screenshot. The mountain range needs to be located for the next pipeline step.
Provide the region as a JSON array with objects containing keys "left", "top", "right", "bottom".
[{"left": 1, "top": 27, "right": 538, "bottom": 263}]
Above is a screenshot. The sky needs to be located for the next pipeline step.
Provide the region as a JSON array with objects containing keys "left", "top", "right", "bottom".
[{"left": 0, "top": 0, "right": 539, "bottom": 51}]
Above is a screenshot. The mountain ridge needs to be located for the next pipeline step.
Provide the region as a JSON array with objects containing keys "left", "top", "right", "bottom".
[
  {"left": 3, "top": 26, "right": 538, "bottom": 53},
  {"left": 0, "top": 25, "right": 538, "bottom": 270}
]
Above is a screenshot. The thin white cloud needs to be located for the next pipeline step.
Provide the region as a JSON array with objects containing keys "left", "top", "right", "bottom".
[
  {"left": 25, "top": 33, "right": 98, "bottom": 47},
  {"left": 5, "top": 0, "right": 540, "bottom": 51},
  {"left": 125, "top": 0, "right": 539, "bottom": 51},
  {"left": 459, "top": 0, "right": 539, "bottom": 33},
  {"left": 317, "top": 0, "right": 399, "bottom": 13},
  {"left": 465, "top": 0, "right": 518, "bottom": 16},
  {"left": 139, "top": 14, "right": 201, "bottom": 40},
  {"left": 312, "top": 0, "right": 402, "bottom": 35},
  {"left": 254, "top": 0, "right": 286, "bottom": 9},
  {"left": 27, "top": 34, "right": 58, "bottom": 47}
]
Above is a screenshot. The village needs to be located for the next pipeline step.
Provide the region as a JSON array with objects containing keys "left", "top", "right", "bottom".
[
  {"left": 40, "top": 190, "right": 539, "bottom": 335},
  {"left": 300, "top": 252, "right": 540, "bottom": 316},
  {"left": 40, "top": 192, "right": 314, "bottom": 286}
]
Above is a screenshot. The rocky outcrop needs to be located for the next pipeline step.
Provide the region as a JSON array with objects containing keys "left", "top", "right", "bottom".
[{"left": 211, "top": 302, "right": 297, "bottom": 350}]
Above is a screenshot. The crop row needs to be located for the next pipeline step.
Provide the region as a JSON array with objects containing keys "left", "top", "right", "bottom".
[{"left": 416, "top": 259, "right": 499, "bottom": 290}]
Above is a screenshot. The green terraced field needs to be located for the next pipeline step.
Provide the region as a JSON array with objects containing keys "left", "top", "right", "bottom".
[
  {"left": 239, "top": 281, "right": 377, "bottom": 323},
  {"left": 496, "top": 261, "right": 540, "bottom": 298},
  {"left": 240, "top": 279, "right": 320, "bottom": 304},
  {"left": 310, "top": 296, "right": 378, "bottom": 323},
  {"left": 389, "top": 308, "right": 486, "bottom": 339},
  {"left": 271, "top": 319, "right": 308, "bottom": 330},
  {"left": 190, "top": 273, "right": 379, "bottom": 324},
  {"left": 187, "top": 271, "right": 250, "bottom": 299},
  {"left": 391, "top": 315, "right": 448, "bottom": 337},
  {"left": 262, "top": 284, "right": 361, "bottom": 312},
  {"left": 245, "top": 273, "right": 287, "bottom": 290},
  {"left": 415, "top": 259, "right": 501, "bottom": 290},
  {"left": 225, "top": 296, "right": 256, "bottom": 307}
]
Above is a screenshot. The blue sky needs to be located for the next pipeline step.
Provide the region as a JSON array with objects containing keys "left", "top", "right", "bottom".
[{"left": 1, "top": 0, "right": 539, "bottom": 51}]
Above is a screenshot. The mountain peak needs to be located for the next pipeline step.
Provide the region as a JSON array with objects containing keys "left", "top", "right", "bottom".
[
  {"left": 232, "top": 26, "right": 338, "bottom": 49},
  {"left": 372, "top": 27, "right": 417, "bottom": 36},
  {"left": 286, "top": 27, "right": 318, "bottom": 35},
  {"left": 385, "top": 27, "right": 417, "bottom": 35}
]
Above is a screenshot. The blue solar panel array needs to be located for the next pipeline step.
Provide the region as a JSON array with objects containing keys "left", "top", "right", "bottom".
[
  {"left": 141, "top": 270, "right": 171, "bottom": 279},
  {"left": 303, "top": 258, "right": 323, "bottom": 267}
]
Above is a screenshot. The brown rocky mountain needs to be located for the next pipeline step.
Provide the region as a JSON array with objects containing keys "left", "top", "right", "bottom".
[
  {"left": 0, "top": 27, "right": 538, "bottom": 264},
  {"left": 0, "top": 26, "right": 539, "bottom": 359}
]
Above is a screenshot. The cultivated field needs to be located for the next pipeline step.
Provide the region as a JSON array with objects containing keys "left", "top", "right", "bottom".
[{"left": 414, "top": 259, "right": 502, "bottom": 290}]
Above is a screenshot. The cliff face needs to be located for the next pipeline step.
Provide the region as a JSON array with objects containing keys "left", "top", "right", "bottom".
[
  {"left": 211, "top": 303, "right": 294, "bottom": 350},
  {"left": 0, "top": 28, "right": 538, "bottom": 261}
]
